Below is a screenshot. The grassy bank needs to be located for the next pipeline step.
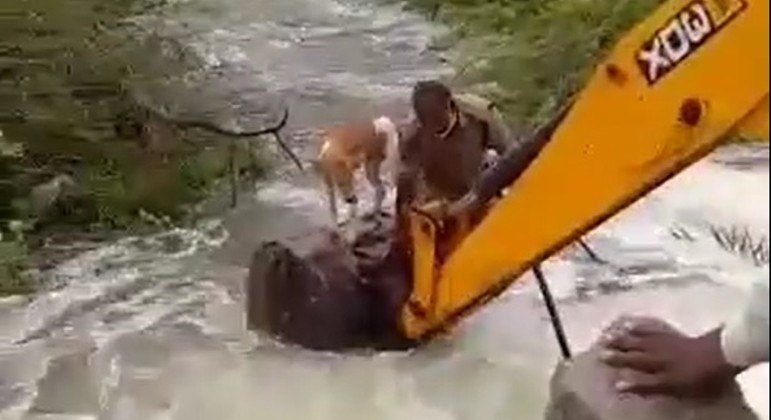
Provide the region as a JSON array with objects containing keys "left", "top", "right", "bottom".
[
  {"left": 0, "top": 0, "right": 270, "bottom": 294},
  {"left": 403, "top": 0, "right": 659, "bottom": 128}
]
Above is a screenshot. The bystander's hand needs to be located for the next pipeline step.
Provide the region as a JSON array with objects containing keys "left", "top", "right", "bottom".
[{"left": 598, "top": 316, "right": 742, "bottom": 397}]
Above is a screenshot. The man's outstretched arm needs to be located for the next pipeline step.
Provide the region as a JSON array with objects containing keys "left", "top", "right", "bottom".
[
  {"left": 484, "top": 103, "right": 515, "bottom": 156},
  {"left": 721, "top": 274, "right": 770, "bottom": 369},
  {"left": 444, "top": 113, "right": 562, "bottom": 218}
]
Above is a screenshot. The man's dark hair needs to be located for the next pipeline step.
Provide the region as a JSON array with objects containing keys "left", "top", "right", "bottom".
[{"left": 411, "top": 80, "right": 452, "bottom": 116}]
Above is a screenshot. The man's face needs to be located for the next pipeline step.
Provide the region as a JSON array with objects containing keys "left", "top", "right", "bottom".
[{"left": 416, "top": 97, "right": 452, "bottom": 135}]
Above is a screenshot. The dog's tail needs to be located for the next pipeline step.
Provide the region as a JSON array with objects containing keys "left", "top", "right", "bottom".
[{"left": 373, "top": 116, "right": 400, "bottom": 185}]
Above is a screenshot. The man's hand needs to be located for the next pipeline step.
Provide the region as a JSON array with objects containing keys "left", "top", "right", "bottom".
[
  {"left": 599, "top": 316, "right": 742, "bottom": 397},
  {"left": 418, "top": 192, "right": 483, "bottom": 221},
  {"left": 446, "top": 191, "right": 482, "bottom": 219},
  {"left": 418, "top": 199, "right": 448, "bottom": 220}
]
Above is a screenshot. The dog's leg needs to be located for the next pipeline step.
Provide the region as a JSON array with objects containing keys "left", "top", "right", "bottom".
[
  {"left": 317, "top": 140, "right": 342, "bottom": 227},
  {"left": 327, "top": 182, "right": 339, "bottom": 226},
  {"left": 365, "top": 160, "right": 385, "bottom": 216},
  {"left": 318, "top": 165, "right": 338, "bottom": 226},
  {"left": 346, "top": 196, "right": 358, "bottom": 221},
  {"left": 335, "top": 162, "right": 358, "bottom": 224}
]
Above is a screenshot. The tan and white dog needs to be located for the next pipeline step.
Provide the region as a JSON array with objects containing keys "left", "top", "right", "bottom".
[{"left": 314, "top": 116, "right": 400, "bottom": 225}]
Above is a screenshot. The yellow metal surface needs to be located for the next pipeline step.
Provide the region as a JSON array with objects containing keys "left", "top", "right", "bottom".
[
  {"left": 401, "top": 0, "right": 769, "bottom": 339},
  {"left": 405, "top": 210, "right": 439, "bottom": 321},
  {"left": 732, "top": 95, "right": 769, "bottom": 142}
]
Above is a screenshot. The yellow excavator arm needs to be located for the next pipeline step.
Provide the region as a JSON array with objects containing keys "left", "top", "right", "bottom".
[{"left": 400, "top": 0, "right": 769, "bottom": 341}]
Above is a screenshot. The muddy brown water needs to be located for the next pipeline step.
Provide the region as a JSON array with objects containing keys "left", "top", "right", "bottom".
[{"left": 0, "top": 0, "right": 769, "bottom": 418}]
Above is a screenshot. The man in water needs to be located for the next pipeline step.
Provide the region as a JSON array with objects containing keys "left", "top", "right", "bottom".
[
  {"left": 394, "top": 80, "right": 513, "bottom": 243},
  {"left": 599, "top": 274, "right": 769, "bottom": 396}
]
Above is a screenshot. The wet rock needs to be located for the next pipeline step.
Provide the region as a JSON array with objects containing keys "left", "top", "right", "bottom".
[
  {"left": 544, "top": 346, "right": 759, "bottom": 420},
  {"left": 28, "top": 174, "right": 96, "bottom": 225},
  {"left": 29, "top": 175, "right": 82, "bottom": 215},
  {"left": 245, "top": 212, "right": 414, "bottom": 351}
]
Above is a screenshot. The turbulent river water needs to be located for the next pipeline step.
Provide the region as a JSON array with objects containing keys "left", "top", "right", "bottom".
[{"left": 1, "top": 0, "right": 769, "bottom": 419}]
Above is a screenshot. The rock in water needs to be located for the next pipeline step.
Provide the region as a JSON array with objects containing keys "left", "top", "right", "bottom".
[
  {"left": 30, "top": 175, "right": 78, "bottom": 216},
  {"left": 245, "top": 212, "right": 414, "bottom": 351},
  {"left": 29, "top": 174, "right": 93, "bottom": 224},
  {"left": 544, "top": 346, "right": 759, "bottom": 420}
]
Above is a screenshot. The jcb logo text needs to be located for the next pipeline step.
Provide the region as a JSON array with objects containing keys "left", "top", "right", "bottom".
[{"left": 637, "top": 0, "right": 746, "bottom": 85}]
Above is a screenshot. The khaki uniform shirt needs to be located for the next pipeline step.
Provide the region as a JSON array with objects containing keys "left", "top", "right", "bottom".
[{"left": 396, "top": 93, "right": 512, "bottom": 207}]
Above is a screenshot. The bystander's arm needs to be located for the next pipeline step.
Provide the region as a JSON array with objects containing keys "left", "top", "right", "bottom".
[{"left": 721, "top": 273, "right": 770, "bottom": 369}]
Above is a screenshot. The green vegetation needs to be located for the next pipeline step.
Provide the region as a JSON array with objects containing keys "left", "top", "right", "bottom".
[
  {"left": 0, "top": 0, "right": 270, "bottom": 294},
  {"left": 0, "top": 240, "right": 33, "bottom": 296},
  {"left": 403, "top": 0, "right": 660, "bottom": 128}
]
